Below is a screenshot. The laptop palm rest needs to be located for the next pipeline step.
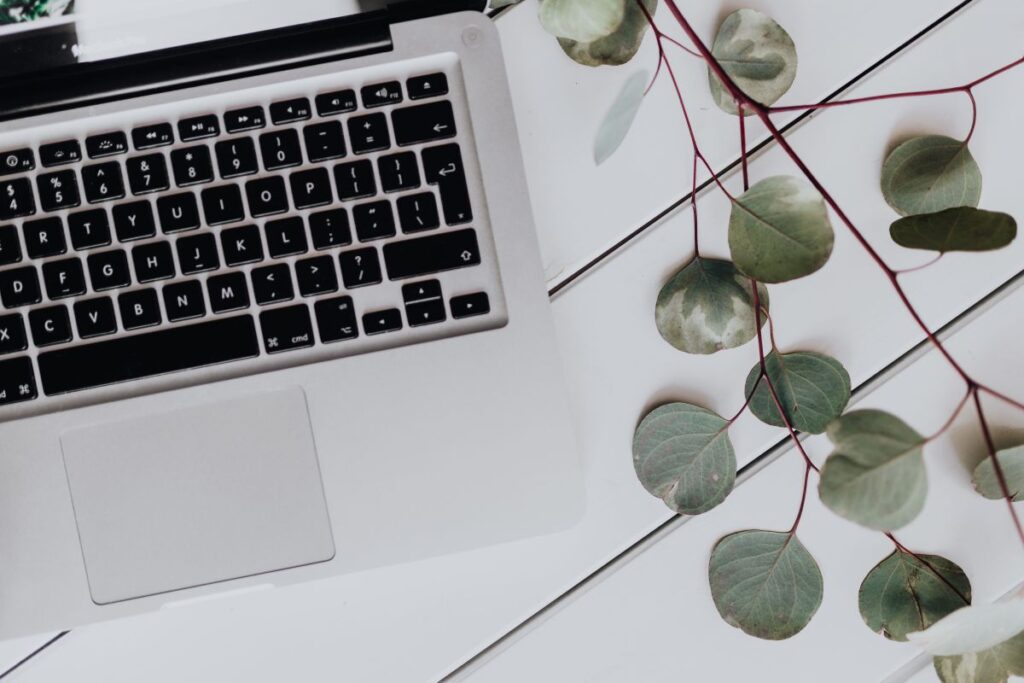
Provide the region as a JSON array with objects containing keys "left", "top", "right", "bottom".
[{"left": 60, "top": 388, "right": 335, "bottom": 605}]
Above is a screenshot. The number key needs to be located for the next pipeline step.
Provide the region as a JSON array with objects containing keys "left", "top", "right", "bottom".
[
  {"left": 259, "top": 129, "right": 303, "bottom": 170},
  {"left": 0, "top": 178, "right": 36, "bottom": 219},
  {"left": 126, "top": 154, "right": 170, "bottom": 195},
  {"left": 82, "top": 162, "right": 125, "bottom": 203},
  {"left": 37, "top": 170, "right": 80, "bottom": 211},
  {"left": 215, "top": 138, "right": 258, "bottom": 178},
  {"left": 171, "top": 146, "right": 214, "bottom": 186}
]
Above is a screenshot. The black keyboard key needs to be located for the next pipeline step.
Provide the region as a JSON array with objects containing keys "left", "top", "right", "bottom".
[
  {"left": 0, "top": 312, "right": 27, "bottom": 354},
  {"left": 270, "top": 98, "right": 312, "bottom": 125},
  {"left": 132, "top": 242, "right": 175, "bottom": 282},
  {"left": 0, "top": 178, "right": 36, "bottom": 219},
  {"left": 224, "top": 106, "right": 266, "bottom": 133},
  {"left": 393, "top": 101, "right": 456, "bottom": 147},
  {"left": 384, "top": 228, "right": 480, "bottom": 280},
  {"left": 126, "top": 154, "right": 170, "bottom": 195},
  {"left": 40, "top": 140, "right": 81, "bottom": 167},
  {"left": 407, "top": 73, "right": 449, "bottom": 100},
  {"left": 397, "top": 193, "right": 440, "bottom": 233},
  {"left": 406, "top": 298, "right": 446, "bottom": 327},
  {"left": 221, "top": 224, "right": 264, "bottom": 266},
  {"left": 245, "top": 176, "right": 289, "bottom": 217},
  {"left": 361, "top": 81, "right": 402, "bottom": 108},
  {"left": 157, "top": 193, "right": 200, "bottom": 233},
  {"left": 73, "top": 297, "right": 118, "bottom": 338},
  {"left": 0, "top": 266, "right": 41, "bottom": 307},
  {"left": 23, "top": 217, "right": 67, "bottom": 258},
  {"left": 37, "top": 170, "right": 80, "bottom": 211},
  {"left": 132, "top": 123, "right": 174, "bottom": 150},
  {"left": 0, "top": 356, "right": 37, "bottom": 404},
  {"left": 259, "top": 304, "right": 313, "bottom": 353},
  {"left": 265, "top": 217, "right": 308, "bottom": 258},
  {"left": 251, "top": 264, "right": 293, "bottom": 304},
  {"left": 315, "top": 90, "right": 357, "bottom": 117},
  {"left": 353, "top": 200, "right": 395, "bottom": 242},
  {"left": 422, "top": 143, "right": 472, "bottom": 225},
  {"left": 177, "top": 233, "right": 220, "bottom": 274},
  {"left": 42, "top": 258, "right": 86, "bottom": 299},
  {"left": 119, "top": 288, "right": 162, "bottom": 330},
  {"left": 309, "top": 209, "right": 351, "bottom": 250},
  {"left": 215, "top": 138, "right": 258, "bottom": 178},
  {"left": 112, "top": 201, "right": 156, "bottom": 241},
  {"left": 39, "top": 315, "right": 259, "bottom": 395},
  {"left": 163, "top": 280, "right": 206, "bottom": 321},
  {"left": 87, "top": 250, "right": 131, "bottom": 291},
  {"left": 68, "top": 209, "right": 111, "bottom": 249},
  {"left": 303, "top": 122, "right": 346, "bottom": 163},
  {"left": 208, "top": 272, "right": 250, "bottom": 314},
  {"left": 178, "top": 115, "right": 219, "bottom": 142},
  {"left": 82, "top": 162, "right": 125, "bottom": 203},
  {"left": 402, "top": 280, "right": 442, "bottom": 303},
  {"left": 171, "top": 146, "right": 214, "bottom": 186},
  {"left": 295, "top": 256, "right": 338, "bottom": 297},
  {"left": 86, "top": 132, "right": 128, "bottom": 158},
  {"left": 29, "top": 305, "right": 72, "bottom": 347},
  {"left": 0, "top": 148, "right": 33, "bottom": 176},
  {"left": 362, "top": 308, "right": 402, "bottom": 335},
  {"left": 259, "top": 129, "right": 303, "bottom": 171},
  {"left": 451, "top": 292, "right": 490, "bottom": 319},
  {"left": 334, "top": 160, "right": 376, "bottom": 200},
  {"left": 201, "top": 184, "right": 244, "bottom": 225},
  {"left": 290, "top": 168, "right": 333, "bottom": 210},
  {"left": 379, "top": 152, "right": 420, "bottom": 194},
  {"left": 0, "top": 224, "right": 21, "bottom": 265},
  {"left": 339, "top": 247, "right": 382, "bottom": 289},
  {"left": 315, "top": 296, "right": 358, "bottom": 343},
  {"left": 348, "top": 114, "right": 390, "bottom": 154}
]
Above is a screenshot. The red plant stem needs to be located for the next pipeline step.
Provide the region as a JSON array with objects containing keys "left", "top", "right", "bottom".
[
  {"left": 886, "top": 533, "right": 972, "bottom": 605},
  {"left": 972, "top": 391, "right": 1024, "bottom": 547},
  {"left": 892, "top": 253, "right": 944, "bottom": 276},
  {"left": 790, "top": 462, "right": 813, "bottom": 533},
  {"left": 738, "top": 104, "right": 750, "bottom": 189},
  {"left": 924, "top": 385, "right": 974, "bottom": 444},
  {"left": 727, "top": 371, "right": 763, "bottom": 424}
]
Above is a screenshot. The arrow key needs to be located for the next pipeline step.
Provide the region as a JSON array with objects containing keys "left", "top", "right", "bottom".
[
  {"left": 451, "top": 292, "right": 490, "bottom": 320},
  {"left": 361, "top": 308, "right": 402, "bottom": 336}
]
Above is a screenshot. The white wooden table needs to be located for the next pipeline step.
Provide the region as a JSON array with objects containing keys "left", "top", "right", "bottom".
[{"left": 3, "top": 1, "right": 1023, "bottom": 680}]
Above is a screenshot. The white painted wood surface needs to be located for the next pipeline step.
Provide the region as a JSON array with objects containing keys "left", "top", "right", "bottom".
[{"left": 4, "top": 1, "right": 1023, "bottom": 680}]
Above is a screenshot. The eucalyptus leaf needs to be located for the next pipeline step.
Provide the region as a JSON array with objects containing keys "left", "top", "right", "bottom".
[
  {"left": 594, "top": 70, "right": 649, "bottom": 165},
  {"left": 632, "top": 403, "right": 736, "bottom": 514},
  {"left": 655, "top": 257, "right": 769, "bottom": 355},
  {"left": 935, "top": 630, "right": 1024, "bottom": 683},
  {"left": 890, "top": 207, "right": 1017, "bottom": 253},
  {"left": 489, "top": 0, "right": 523, "bottom": 9},
  {"left": 558, "top": 0, "right": 656, "bottom": 67},
  {"left": 708, "top": 529, "right": 823, "bottom": 640},
  {"left": 859, "top": 550, "right": 971, "bottom": 642},
  {"left": 909, "top": 601, "right": 1024, "bottom": 656},
  {"left": 538, "top": 0, "right": 625, "bottom": 44},
  {"left": 708, "top": 9, "right": 798, "bottom": 115},
  {"left": 818, "top": 410, "right": 927, "bottom": 531},
  {"left": 744, "top": 351, "right": 850, "bottom": 434},
  {"left": 973, "top": 445, "right": 1024, "bottom": 501},
  {"left": 729, "top": 176, "right": 834, "bottom": 283},
  {"left": 880, "top": 135, "right": 982, "bottom": 216}
]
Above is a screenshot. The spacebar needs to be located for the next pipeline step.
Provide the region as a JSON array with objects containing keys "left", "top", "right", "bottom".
[{"left": 38, "top": 315, "right": 260, "bottom": 395}]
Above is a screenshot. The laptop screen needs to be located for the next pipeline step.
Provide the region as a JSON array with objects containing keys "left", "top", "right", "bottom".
[{"left": 0, "top": 0, "right": 387, "bottom": 80}]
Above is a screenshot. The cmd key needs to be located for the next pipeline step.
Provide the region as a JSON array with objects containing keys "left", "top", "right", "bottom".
[{"left": 0, "top": 356, "right": 37, "bottom": 405}]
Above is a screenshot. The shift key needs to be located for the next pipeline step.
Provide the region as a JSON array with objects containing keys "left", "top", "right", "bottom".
[{"left": 383, "top": 228, "right": 481, "bottom": 280}]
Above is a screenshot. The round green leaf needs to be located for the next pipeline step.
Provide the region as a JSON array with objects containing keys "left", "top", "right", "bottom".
[
  {"left": 973, "top": 445, "right": 1024, "bottom": 501},
  {"left": 818, "top": 409, "right": 927, "bottom": 531},
  {"left": 890, "top": 207, "right": 1017, "bottom": 253},
  {"left": 880, "top": 135, "right": 982, "bottom": 217},
  {"left": 708, "top": 529, "right": 823, "bottom": 640},
  {"left": 538, "top": 0, "right": 625, "bottom": 44},
  {"left": 707, "top": 9, "right": 798, "bottom": 115},
  {"left": 936, "top": 631, "right": 1024, "bottom": 683},
  {"left": 729, "top": 176, "right": 835, "bottom": 283},
  {"left": 594, "top": 70, "right": 648, "bottom": 165},
  {"left": 744, "top": 351, "right": 851, "bottom": 434},
  {"left": 655, "top": 257, "right": 769, "bottom": 355},
  {"left": 859, "top": 550, "right": 971, "bottom": 642},
  {"left": 632, "top": 402, "right": 736, "bottom": 515},
  {"left": 558, "top": 0, "right": 656, "bottom": 67}
]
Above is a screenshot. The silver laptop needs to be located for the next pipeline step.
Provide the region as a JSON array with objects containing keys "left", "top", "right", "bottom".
[{"left": 0, "top": 0, "right": 582, "bottom": 638}]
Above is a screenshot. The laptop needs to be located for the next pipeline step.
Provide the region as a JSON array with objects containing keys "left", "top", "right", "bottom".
[{"left": 0, "top": 0, "right": 582, "bottom": 638}]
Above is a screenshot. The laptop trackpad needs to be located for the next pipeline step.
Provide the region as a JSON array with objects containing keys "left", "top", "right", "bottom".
[{"left": 61, "top": 388, "right": 335, "bottom": 605}]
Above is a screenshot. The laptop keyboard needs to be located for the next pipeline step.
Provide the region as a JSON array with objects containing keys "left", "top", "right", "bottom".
[{"left": 0, "top": 62, "right": 505, "bottom": 414}]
